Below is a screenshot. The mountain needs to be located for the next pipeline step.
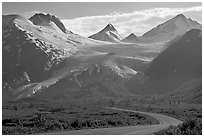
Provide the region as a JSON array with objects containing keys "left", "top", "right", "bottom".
[
  {"left": 145, "top": 29, "right": 202, "bottom": 93},
  {"left": 2, "top": 13, "right": 108, "bottom": 96},
  {"left": 140, "top": 14, "right": 202, "bottom": 43},
  {"left": 126, "top": 29, "right": 202, "bottom": 94},
  {"left": 88, "top": 23, "right": 123, "bottom": 43},
  {"left": 3, "top": 13, "right": 202, "bottom": 100},
  {"left": 122, "top": 33, "right": 139, "bottom": 43}
]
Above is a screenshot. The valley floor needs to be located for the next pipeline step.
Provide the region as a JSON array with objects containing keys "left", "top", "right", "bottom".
[
  {"left": 2, "top": 96, "right": 202, "bottom": 135},
  {"left": 2, "top": 99, "right": 158, "bottom": 135}
]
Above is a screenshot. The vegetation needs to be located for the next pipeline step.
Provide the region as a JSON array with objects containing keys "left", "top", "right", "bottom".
[
  {"left": 155, "top": 118, "right": 202, "bottom": 135},
  {"left": 2, "top": 98, "right": 158, "bottom": 135},
  {"left": 2, "top": 93, "right": 201, "bottom": 135},
  {"left": 102, "top": 95, "right": 202, "bottom": 135}
]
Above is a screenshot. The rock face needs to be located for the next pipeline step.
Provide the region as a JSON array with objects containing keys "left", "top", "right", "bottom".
[
  {"left": 88, "top": 23, "right": 123, "bottom": 43},
  {"left": 140, "top": 14, "right": 201, "bottom": 42},
  {"left": 29, "top": 13, "right": 67, "bottom": 33}
]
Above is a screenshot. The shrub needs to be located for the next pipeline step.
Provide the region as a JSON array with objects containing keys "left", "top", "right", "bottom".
[
  {"left": 156, "top": 118, "right": 202, "bottom": 135},
  {"left": 71, "top": 120, "right": 80, "bottom": 129}
]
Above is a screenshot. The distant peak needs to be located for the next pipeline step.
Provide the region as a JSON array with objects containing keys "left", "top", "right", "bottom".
[
  {"left": 129, "top": 33, "right": 137, "bottom": 37},
  {"left": 126, "top": 33, "right": 138, "bottom": 39},
  {"left": 107, "top": 23, "right": 114, "bottom": 27},
  {"left": 174, "top": 14, "right": 186, "bottom": 19},
  {"left": 103, "top": 23, "right": 117, "bottom": 31}
]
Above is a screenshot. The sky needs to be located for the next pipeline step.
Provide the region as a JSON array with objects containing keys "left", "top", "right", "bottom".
[{"left": 2, "top": 2, "right": 202, "bottom": 37}]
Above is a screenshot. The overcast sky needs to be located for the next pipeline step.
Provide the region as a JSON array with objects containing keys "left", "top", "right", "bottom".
[{"left": 3, "top": 2, "right": 202, "bottom": 37}]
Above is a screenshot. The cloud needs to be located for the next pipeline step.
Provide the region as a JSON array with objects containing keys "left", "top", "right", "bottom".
[{"left": 61, "top": 6, "right": 202, "bottom": 37}]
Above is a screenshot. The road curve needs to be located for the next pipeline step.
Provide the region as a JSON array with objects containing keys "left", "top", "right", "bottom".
[{"left": 45, "top": 107, "right": 183, "bottom": 135}]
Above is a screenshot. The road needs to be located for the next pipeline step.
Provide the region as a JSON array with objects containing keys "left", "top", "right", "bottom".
[{"left": 45, "top": 107, "right": 183, "bottom": 135}]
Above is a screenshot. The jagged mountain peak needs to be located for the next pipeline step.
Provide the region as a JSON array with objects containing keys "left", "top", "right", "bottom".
[
  {"left": 29, "top": 13, "right": 67, "bottom": 33},
  {"left": 102, "top": 23, "right": 117, "bottom": 32},
  {"left": 88, "top": 23, "right": 122, "bottom": 43}
]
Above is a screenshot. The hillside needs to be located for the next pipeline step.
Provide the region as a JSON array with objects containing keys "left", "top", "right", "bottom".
[
  {"left": 126, "top": 29, "right": 202, "bottom": 94},
  {"left": 165, "top": 79, "right": 202, "bottom": 104},
  {"left": 123, "top": 14, "right": 201, "bottom": 43},
  {"left": 145, "top": 29, "right": 202, "bottom": 93}
]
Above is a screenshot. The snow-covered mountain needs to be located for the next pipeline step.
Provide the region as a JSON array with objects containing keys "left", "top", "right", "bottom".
[
  {"left": 140, "top": 14, "right": 201, "bottom": 43},
  {"left": 2, "top": 13, "right": 202, "bottom": 100},
  {"left": 2, "top": 13, "right": 109, "bottom": 94},
  {"left": 3, "top": 13, "right": 147, "bottom": 100},
  {"left": 122, "top": 33, "right": 139, "bottom": 43},
  {"left": 88, "top": 23, "right": 123, "bottom": 43}
]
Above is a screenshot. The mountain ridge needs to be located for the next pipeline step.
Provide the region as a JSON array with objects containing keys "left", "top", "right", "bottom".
[
  {"left": 140, "top": 14, "right": 201, "bottom": 42},
  {"left": 111, "top": 14, "right": 201, "bottom": 43},
  {"left": 29, "top": 13, "right": 67, "bottom": 33}
]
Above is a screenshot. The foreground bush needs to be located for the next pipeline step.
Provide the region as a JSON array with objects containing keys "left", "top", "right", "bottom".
[{"left": 156, "top": 118, "right": 202, "bottom": 135}]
